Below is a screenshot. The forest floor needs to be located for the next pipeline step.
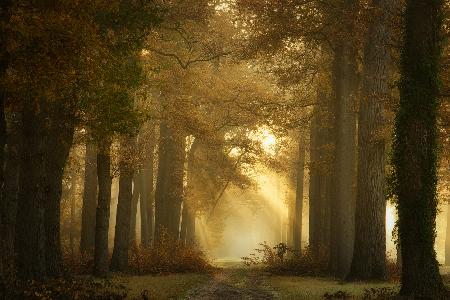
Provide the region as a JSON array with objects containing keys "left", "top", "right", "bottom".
[{"left": 110, "top": 261, "right": 410, "bottom": 299}]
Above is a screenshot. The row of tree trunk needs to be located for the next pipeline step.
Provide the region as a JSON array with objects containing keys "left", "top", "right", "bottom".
[
  {"left": 296, "top": 0, "right": 446, "bottom": 296},
  {"left": 77, "top": 118, "right": 201, "bottom": 275}
]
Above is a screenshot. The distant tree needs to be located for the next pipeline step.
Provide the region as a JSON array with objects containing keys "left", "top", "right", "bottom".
[
  {"left": 93, "top": 139, "right": 112, "bottom": 277},
  {"left": 111, "top": 137, "right": 135, "bottom": 271},
  {"left": 80, "top": 141, "right": 98, "bottom": 254},
  {"left": 293, "top": 130, "right": 306, "bottom": 253}
]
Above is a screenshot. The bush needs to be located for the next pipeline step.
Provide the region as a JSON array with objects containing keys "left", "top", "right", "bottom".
[
  {"left": 128, "top": 230, "right": 212, "bottom": 274},
  {"left": 242, "top": 242, "right": 328, "bottom": 276},
  {"left": 63, "top": 249, "right": 95, "bottom": 275},
  {"left": 0, "top": 278, "right": 127, "bottom": 300}
]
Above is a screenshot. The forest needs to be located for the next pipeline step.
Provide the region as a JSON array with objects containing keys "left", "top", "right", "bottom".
[{"left": 0, "top": 0, "right": 450, "bottom": 299}]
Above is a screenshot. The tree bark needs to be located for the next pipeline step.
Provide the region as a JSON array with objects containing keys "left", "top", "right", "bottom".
[
  {"left": 328, "top": 1, "right": 358, "bottom": 278},
  {"left": 347, "top": 0, "right": 392, "bottom": 281},
  {"left": 69, "top": 173, "right": 77, "bottom": 259},
  {"left": 308, "top": 108, "right": 320, "bottom": 254},
  {"left": 80, "top": 141, "right": 98, "bottom": 254},
  {"left": 44, "top": 121, "right": 74, "bottom": 277},
  {"left": 139, "top": 169, "right": 149, "bottom": 246},
  {"left": 293, "top": 131, "right": 306, "bottom": 253},
  {"left": 181, "top": 139, "right": 200, "bottom": 245},
  {"left": 393, "top": 0, "right": 445, "bottom": 296},
  {"left": 0, "top": 0, "right": 12, "bottom": 281},
  {"left": 15, "top": 112, "right": 46, "bottom": 279},
  {"left": 111, "top": 137, "right": 134, "bottom": 271},
  {"left": 93, "top": 140, "right": 112, "bottom": 277},
  {"left": 129, "top": 172, "right": 140, "bottom": 245},
  {"left": 0, "top": 102, "right": 22, "bottom": 282},
  {"left": 16, "top": 102, "right": 74, "bottom": 279},
  {"left": 141, "top": 146, "right": 155, "bottom": 246},
  {"left": 154, "top": 121, "right": 186, "bottom": 241}
]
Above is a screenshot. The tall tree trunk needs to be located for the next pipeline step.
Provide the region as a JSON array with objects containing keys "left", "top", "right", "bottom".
[
  {"left": 15, "top": 109, "right": 46, "bottom": 279},
  {"left": 309, "top": 102, "right": 332, "bottom": 257},
  {"left": 80, "top": 141, "right": 98, "bottom": 254},
  {"left": 154, "top": 121, "right": 186, "bottom": 241},
  {"left": 129, "top": 172, "right": 140, "bottom": 245},
  {"left": 0, "top": 103, "right": 22, "bottom": 282},
  {"left": 69, "top": 174, "right": 77, "bottom": 259},
  {"left": 348, "top": 0, "right": 392, "bottom": 281},
  {"left": 141, "top": 148, "right": 155, "bottom": 245},
  {"left": 308, "top": 110, "right": 320, "bottom": 254},
  {"left": 293, "top": 131, "right": 306, "bottom": 253},
  {"left": 93, "top": 140, "right": 112, "bottom": 277},
  {"left": 0, "top": 0, "right": 13, "bottom": 283},
  {"left": 44, "top": 120, "right": 74, "bottom": 278},
  {"left": 111, "top": 137, "right": 134, "bottom": 271},
  {"left": 329, "top": 1, "right": 358, "bottom": 278},
  {"left": 181, "top": 139, "right": 200, "bottom": 245},
  {"left": 393, "top": 0, "right": 445, "bottom": 296},
  {"left": 139, "top": 170, "right": 149, "bottom": 246},
  {"left": 16, "top": 104, "right": 74, "bottom": 279}
]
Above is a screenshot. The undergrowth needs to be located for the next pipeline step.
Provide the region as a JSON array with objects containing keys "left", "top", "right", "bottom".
[
  {"left": 128, "top": 230, "right": 212, "bottom": 274},
  {"left": 62, "top": 230, "right": 212, "bottom": 276},
  {"left": 242, "top": 242, "right": 328, "bottom": 276},
  {"left": 243, "top": 242, "right": 401, "bottom": 282}
]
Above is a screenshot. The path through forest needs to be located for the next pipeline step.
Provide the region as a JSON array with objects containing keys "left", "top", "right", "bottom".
[{"left": 186, "top": 266, "right": 277, "bottom": 300}]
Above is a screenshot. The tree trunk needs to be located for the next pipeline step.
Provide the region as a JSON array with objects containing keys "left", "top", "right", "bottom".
[
  {"left": 80, "top": 141, "right": 98, "bottom": 254},
  {"left": 129, "top": 172, "right": 140, "bottom": 245},
  {"left": 93, "top": 140, "right": 112, "bottom": 277},
  {"left": 309, "top": 102, "right": 332, "bottom": 257},
  {"left": 44, "top": 121, "right": 74, "bottom": 278},
  {"left": 181, "top": 139, "right": 200, "bottom": 245},
  {"left": 393, "top": 0, "right": 445, "bottom": 296},
  {"left": 0, "top": 0, "right": 13, "bottom": 283},
  {"left": 329, "top": 2, "right": 358, "bottom": 278},
  {"left": 308, "top": 110, "right": 320, "bottom": 253},
  {"left": 139, "top": 169, "right": 149, "bottom": 246},
  {"left": 0, "top": 102, "right": 22, "bottom": 282},
  {"left": 154, "top": 121, "right": 186, "bottom": 241},
  {"left": 69, "top": 174, "right": 77, "bottom": 259},
  {"left": 111, "top": 137, "right": 134, "bottom": 271},
  {"left": 293, "top": 131, "right": 306, "bottom": 253},
  {"left": 141, "top": 152, "right": 155, "bottom": 245},
  {"left": 347, "top": 0, "right": 391, "bottom": 281},
  {"left": 16, "top": 103, "right": 74, "bottom": 279}
]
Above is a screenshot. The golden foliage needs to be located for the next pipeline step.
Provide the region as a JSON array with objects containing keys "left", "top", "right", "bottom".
[{"left": 128, "top": 229, "right": 212, "bottom": 275}]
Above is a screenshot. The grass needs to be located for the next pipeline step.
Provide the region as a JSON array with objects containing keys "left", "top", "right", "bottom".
[
  {"left": 109, "top": 273, "right": 211, "bottom": 299},
  {"left": 268, "top": 276, "right": 399, "bottom": 299}
]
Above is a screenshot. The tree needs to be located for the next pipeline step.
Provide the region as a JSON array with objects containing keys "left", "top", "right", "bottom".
[
  {"left": 348, "top": 0, "right": 393, "bottom": 280},
  {"left": 111, "top": 137, "right": 135, "bottom": 271},
  {"left": 293, "top": 130, "right": 306, "bottom": 253},
  {"left": 80, "top": 141, "right": 98, "bottom": 253},
  {"left": 393, "top": 0, "right": 446, "bottom": 296},
  {"left": 327, "top": 0, "right": 359, "bottom": 279},
  {"left": 93, "top": 140, "right": 112, "bottom": 277},
  {"left": 154, "top": 121, "right": 186, "bottom": 240}
]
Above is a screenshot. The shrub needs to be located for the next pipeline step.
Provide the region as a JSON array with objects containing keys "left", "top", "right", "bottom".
[
  {"left": 242, "top": 242, "right": 328, "bottom": 276},
  {"left": 128, "top": 230, "right": 212, "bottom": 274},
  {"left": 63, "top": 248, "right": 95, "bottom": 275}
]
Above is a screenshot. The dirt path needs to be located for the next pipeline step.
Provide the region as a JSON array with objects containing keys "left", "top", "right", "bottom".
[{"left": 185, "top": 268, "right": 278, "bottom": 300}]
